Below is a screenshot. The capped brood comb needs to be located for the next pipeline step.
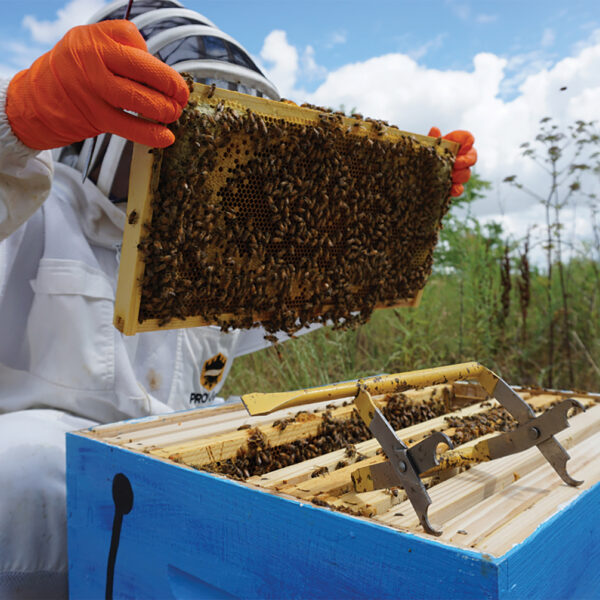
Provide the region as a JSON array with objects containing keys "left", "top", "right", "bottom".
[{"left": 114, "top": 82, "right": 458, "bottom": 335}]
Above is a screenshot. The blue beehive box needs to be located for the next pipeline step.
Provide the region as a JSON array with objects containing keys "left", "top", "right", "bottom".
[{"left": 67, "top": 387, "right": 600, "bottom": 599}]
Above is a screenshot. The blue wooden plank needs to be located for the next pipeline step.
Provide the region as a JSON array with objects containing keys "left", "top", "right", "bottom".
[
  {"left": 497, "top": 482, "right": 600, "bottom": 599},
  {"left": 67, "top": 433, "right": 500, "bottom": 600}
]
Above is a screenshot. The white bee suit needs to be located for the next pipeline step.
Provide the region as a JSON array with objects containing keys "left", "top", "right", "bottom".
[
  {"left": 0, "top": 79, "right": 281, "bottom": 597},
  {"left": 0, "top": 161, "right": 250, "bottom": 420}
]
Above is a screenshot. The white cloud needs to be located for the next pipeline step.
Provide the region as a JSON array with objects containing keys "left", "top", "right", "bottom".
[
  {"left": 302, "top": 46, "right": 327, "bottom": 81},
  {"left": 409, "top": 33, "right": 447, "bottom": 60},
  {"left": 0, "top": 65, "right": 15, "bottom": 80},
  {"left": 541, "top": 28, "right": 556, "bottom": 48},
  {"left": 259, "top": 30, "right": 299, "bottom": 98},
  {"left": 326, "top": 31, "right": 347, "bottom": 48},
  {"left": 573, "top": 27, "right": 600, "bottom": 53},
  {"left": 259, "top": 30, "right": 328, "bottom": 97},
  {"left": 500, "top": 50, "right": 555, "bottom": 99},
  {"left": 476, "top": 14, "right": 498, "bottom": 24},
  {"left": 0, "top": 41, "right": 44, "bottom": 76},
  {"left": 482, "top": 202, "right": 596, "bottom": 265},
  {"left": 446, "top": 1, "right": 470, "bottom": 21},
  {"left": 23, "top": 0, "right": 108, "bottom": 45}
]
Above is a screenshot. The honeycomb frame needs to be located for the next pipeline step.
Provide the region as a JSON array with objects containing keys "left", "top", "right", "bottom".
[{"left": 114, "top": 83, "right": 459, "bottom": 335}]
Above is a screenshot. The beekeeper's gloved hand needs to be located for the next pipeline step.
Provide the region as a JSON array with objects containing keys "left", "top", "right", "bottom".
[
  {"left": 428, "top": 128, "right": 477, "bottom": 197},
  {"left": 6, "top": 20, "right": 190, "bottom": 150}
]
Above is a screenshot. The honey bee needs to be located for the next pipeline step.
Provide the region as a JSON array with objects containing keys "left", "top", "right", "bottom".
[
  {"left": 311, "top": 466, "right": 328, "bottom": 478},
  {"left": 311, "top": 498, "right": 330, "bottom": 508},
  {"left": 344, "top": 444, "right": 357, "bottom": 458}
]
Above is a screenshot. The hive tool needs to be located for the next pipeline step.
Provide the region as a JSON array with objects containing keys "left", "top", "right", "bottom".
[
  {"left": 350, "top": 364, "right": 584, "bottom": 535},
  {"left": 241, "top": 362, "right": 584, "bottom": 536}
]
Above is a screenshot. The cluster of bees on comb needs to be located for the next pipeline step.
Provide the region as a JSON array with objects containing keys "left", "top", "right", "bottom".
[
  {"left": 444, "top": 406, "right": 516, "bottom": 446},
  {"left": 203, "top": 392, "right": 449, "bottom": 480},
  {"left": 200, "top": 395, "right": 535, "bottom": 494},
  {"left": 137, "top": 80, "right": 455, "bottom": 334}
]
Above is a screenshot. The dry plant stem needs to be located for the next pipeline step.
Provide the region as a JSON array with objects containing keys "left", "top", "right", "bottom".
[
  {"left": 518, "top": 234, "right": 530, "bottom": 347},
  {"left": 500, "top": 244, "right": 511, "bottom": 325},
  {"left": 556, "top": 222, "right": 575, "bottom": 387},
  {"left": 572, "top": 330, "right": 600, "bottom": 378}
]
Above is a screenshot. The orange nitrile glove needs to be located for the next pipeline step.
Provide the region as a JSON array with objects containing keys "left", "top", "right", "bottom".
[
  {"left": 6, "top": 20, "right": 190, "bottom": 150},
  {"left": 428, "top": 127, "right": 477, "bottom": 197}
]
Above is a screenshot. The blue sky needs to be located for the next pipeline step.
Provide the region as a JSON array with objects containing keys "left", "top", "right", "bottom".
[
  {"left": 200, "top": 0, "right": 599, "bottom": 97},
  {"left": 1, "top": 0, "right": 597, "bottom": 98},
  {"left": 0, "top": 0, "right": 599, "bottom": 256}
]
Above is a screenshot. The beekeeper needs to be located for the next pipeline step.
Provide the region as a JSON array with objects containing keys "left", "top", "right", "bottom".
[
  {"left": 0, "top": 0, "right": 477, "bottom": 596},
  {"left": 0, "top": 1, "right": 294, "bottom": 597}
]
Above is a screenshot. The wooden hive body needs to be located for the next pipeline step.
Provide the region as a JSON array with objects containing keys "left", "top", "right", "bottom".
[
  {"left": 67, "top": 383, "right": 600, "bottom": 598},
  {"left": 114, "top": 83, "right": 458, "bottom": 335}
]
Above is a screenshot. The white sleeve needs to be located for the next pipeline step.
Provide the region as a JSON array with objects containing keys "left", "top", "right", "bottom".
[{"left": 0, "top": 78, "right": 54, "bottom": 242}]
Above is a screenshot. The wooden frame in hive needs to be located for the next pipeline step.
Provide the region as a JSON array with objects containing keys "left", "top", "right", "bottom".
[{"left": 115, "top": 83, "right": 459, "bottom": 335}]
